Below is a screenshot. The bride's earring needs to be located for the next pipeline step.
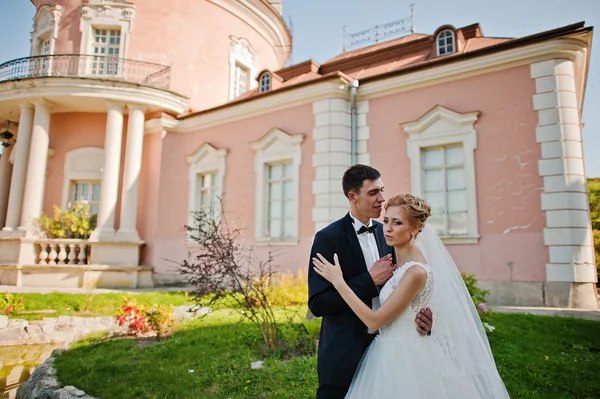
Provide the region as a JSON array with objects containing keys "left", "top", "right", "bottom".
[{"left": 410, "top": 232, "right": 416, "bottom": 245}]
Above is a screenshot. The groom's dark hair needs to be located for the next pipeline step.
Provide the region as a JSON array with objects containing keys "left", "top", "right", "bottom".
[{"left": 342, "top": 164, "right": 381, "bottom": 197}]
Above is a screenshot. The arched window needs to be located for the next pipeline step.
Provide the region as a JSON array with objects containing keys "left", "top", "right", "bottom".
[
  {"left": 436, "top": 30, "right": 455, "bottom": 56},
  {"left": 259, "top": 72, "right": 272, "bottom": 93}
]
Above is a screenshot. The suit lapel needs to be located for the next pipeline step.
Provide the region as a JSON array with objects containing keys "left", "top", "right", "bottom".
[{"left": 342, "top": 213, "right": 367, "bottom": 270}]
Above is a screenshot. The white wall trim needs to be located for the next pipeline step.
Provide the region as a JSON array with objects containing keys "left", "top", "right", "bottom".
[
  {"left": 251, "top": 128, "right": 304, "bottom": 243},
  {"left": 229, "top": 36, "right": 258, "bottom": 100},
  {"left": 30, "top": 4, "right": 63, "bottom": 56},
  {"left": 186, "top": 142, "right": 228, "bottom": 239},
  {"left": 79, "top": 0, "right": 136, "bottom": 58},
  {"left": 61, "top": 147, "right": 105, "bottom": 209},
  {"left": 530, "top": 58, "right": 596, "bottom": 284},
  {"left": 167, "top": 36, "right": 589, "bottom": 135},
  {"left": 403, "top": 105, "right": 480, "bottom": 243}
]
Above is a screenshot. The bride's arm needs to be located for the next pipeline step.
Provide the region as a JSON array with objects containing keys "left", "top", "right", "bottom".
[{"left": 313, "top": 254, "right": 426, "bottom": 331}]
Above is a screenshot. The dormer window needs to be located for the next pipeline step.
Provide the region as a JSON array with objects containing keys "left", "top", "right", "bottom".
[
  {"left": 259, "top": 72, "right": 272, "bottom": 93},
  {"left": 436, "top": 30, "right": 455, "bottom": 56}
]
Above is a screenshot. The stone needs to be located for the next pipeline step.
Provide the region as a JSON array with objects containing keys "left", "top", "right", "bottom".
[
  {"left": 8, "top": 319, "right": 28, "bottom": 329},
  {"left": 0, "top": 315, "right": 8, "bottom": 329},
  {"left": 42, "top": 321, "right": 56, "bottom": 335},
  {"left": 0, "top": 327, "right": 28, "bottom": 345},
  {"left": 26, "top": 324, "right": 43, "bottom": 335}
]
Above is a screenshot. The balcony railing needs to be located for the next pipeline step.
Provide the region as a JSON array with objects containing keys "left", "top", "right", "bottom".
[{"left": 0, "top": 54, "right": 171, "bottom": 90}]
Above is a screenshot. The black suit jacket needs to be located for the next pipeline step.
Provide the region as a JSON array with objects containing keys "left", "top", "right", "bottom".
[{"left": 308, "top": 213, "right": 394, "bottom": 398}]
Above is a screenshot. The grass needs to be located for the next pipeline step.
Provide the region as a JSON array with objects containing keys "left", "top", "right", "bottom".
[
  {"left": 7, "top": 291, "right": 190, "bottom": 320},
  {"left": 52, "top": 309, "right": 600, "bottom": 399}
]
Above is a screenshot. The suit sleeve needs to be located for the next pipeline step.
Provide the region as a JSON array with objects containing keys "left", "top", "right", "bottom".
[{"left": 308, "top": 231, "right": 379, "bottom": 317}]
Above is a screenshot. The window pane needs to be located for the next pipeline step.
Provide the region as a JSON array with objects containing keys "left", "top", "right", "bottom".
[
  {"left": 91, "top": 205, "right": 99, "bottom": 215},
  {"left": 445, "top": 146, "right": 463, "bottom": 166},
  {"left": 423, "top": 148, "right": 443, "bottom": 168},
  {"left": 92, "top": 184, "right": 100, "bottom": 201},
  {"left": 269, "top": 182, "right": 282, "bottom": 200},
  {"left": 446, "top": 168, "right": 466, "bottom": 190},
  {"left": 269, "top": 164, "right": 282, "bottom": 180},
  {"left": 428, "top": 214, "right": 446, "bottom": 235},
  {"left": 268, "top": 218, "right": 281, "bottom": 238},
  {"left": 424, "top": 191, "right": 445, "bottom": 212},
  {"left": 424, "top": 169, "right": 443, "bottom": 191},
  {"left": 282, "top": 180, "right": 293, "bottom": 199},
  {"left": 283, "top": 199, "right": 293, "bottom": 218},
  {"left": 283, "top": 218, "right": 293, "bottom": 238},
  {"left": 448, "top": 212, "right": 468, "bottom": 235},
  {"left": 283, "top": 162, "right": 292, "bottom": 178},
  {"left": 269, "top": 200, "right": 282, "bottom": 220},
  {"left": 448, "top": 190, "right": 468, "bottom": 212}
]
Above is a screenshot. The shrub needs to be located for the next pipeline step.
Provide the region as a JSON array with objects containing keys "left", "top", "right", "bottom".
[
  {"left": 115, "top": 297, "right": 177, "bottom": 339},
  {"left": 1, "top": 292, "right": 24, "bottom": 315},
  {"left": 35, "top": 202, "right": 97, "bottom": 239},
  {"left": 146, "top": 304, "right": 176, "bottom": 338},
  {"left": 267, "top": 269, "right": 308, "bottom": 307},
  {"left": 461, "top": 272, "right": 494, "bottom": 333}
]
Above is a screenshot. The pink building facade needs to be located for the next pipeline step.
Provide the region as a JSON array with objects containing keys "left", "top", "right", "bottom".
[{"left": 0, "top": 0, "right": 596, "bottom": 308}]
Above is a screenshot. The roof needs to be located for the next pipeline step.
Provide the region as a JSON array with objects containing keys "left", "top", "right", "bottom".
[{"left": 179, "top": 21, "right": 591, "bottom": 119}]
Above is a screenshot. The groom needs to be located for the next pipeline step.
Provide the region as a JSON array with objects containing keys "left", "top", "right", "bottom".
[{"left": 308, "top": 164, "right": 433, "bottom": 399}]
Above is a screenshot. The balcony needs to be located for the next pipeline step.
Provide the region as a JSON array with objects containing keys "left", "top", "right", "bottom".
[{"left": 0, "top": 54, "right": 171, "bottom": 90}]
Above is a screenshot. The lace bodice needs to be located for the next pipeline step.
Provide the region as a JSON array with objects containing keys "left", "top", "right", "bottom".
[{"left": 377, "top": 261, "right": 434, "bottom": 340}]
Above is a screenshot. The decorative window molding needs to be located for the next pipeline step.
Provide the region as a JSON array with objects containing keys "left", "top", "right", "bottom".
[
  {"left": 229, "top": 36, "right": 257, "bottom": 100},
  {"left": 31, "top": 4, "right": 63, "bottom": 56},
  {"left": 403, "top": 105, "right": 480, "bottom": 244},
  {"left": 258, "top": 72, "right": 272, "bottom": 93},
  {"left": 79, "top": 0, "right": 136, "bottom": 59},
  {"left": 186, "top": 143, "right": 228, "bottom": 241},
  {"left": 436, "top": 29, "right": 455, "bottom": 56},
  {"left": 251, "top": 128, "right": 304, "bottom": 245},
  {"left": 61, "top": 147, "right": 105, "bottom": 210}
]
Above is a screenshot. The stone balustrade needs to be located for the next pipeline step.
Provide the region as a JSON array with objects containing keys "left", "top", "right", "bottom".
[{"left": 35, "top": 239, "right": 90, "bottom": 266}]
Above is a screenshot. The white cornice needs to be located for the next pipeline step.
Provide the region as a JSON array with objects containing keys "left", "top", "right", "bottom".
[
  {"left": 173, "top": 79, "right": 350, "bottom": 133},
  {"left": 0, "top": 78, "right": 187, "bottom": 114},
  {"left": 208, "top": 0, "right": 290, "bottom": 66},
  {"left": 359, "top": 38, "right": 590, "bottom": 102}
]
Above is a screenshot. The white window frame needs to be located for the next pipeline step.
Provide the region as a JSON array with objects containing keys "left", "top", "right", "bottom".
[
  {"left": 30, "top": 4, "right": 62, "bottom": 57},
  {"left": 251, "top": 128, "right": 304, "bottom": 245},
  {"left": 80, "top": 1, "right": 135, "bottom": 67},
  {"left": 61, "top": 147, "right": 105, "bottom": 210},
  {"left": 71, "top": 181, "right": 101, "bottom": 215},
  {"left": 403, "top": 106, "right": 480, "bottom": 244},
  {"left": 259, "top": 72, "right": 272, "bottom": 93},
  {"left": 229, "top": 36, "right": 257, "bottom": 100},
  {"left": 436, "top": 29, "right": 455, "bottom": 56},
  {"left": 186, "top": 143, "right": 228, "bottom": 243}
]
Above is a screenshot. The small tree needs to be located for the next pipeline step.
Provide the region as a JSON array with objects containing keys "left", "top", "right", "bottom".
[
  {"left": 178, "top": 201, "right": 280, "bottom": 351},
  {"left": 35, "top": 202, "right": 97, "bottom": 239}
]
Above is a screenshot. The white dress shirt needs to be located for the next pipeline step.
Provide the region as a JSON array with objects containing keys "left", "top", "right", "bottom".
[{"left": 349, "top": 212, "right": 382, "bottom": 323}]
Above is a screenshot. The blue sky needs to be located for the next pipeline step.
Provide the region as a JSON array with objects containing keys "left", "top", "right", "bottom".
[{"left": 1, "top": 0, "right": 599, "bottom": 177}]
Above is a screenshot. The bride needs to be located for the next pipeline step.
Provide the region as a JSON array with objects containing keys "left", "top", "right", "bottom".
[{"left": 312, "top": 194, "right": 510, "bottom": 398}]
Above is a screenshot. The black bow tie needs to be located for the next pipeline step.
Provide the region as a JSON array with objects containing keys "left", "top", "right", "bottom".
[{"left": 357, "top": 225, "right": 377, "bottom": 234}]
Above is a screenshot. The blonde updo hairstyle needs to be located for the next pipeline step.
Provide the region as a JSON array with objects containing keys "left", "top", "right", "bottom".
[{"left": 384, "top": 194, "right": 432, "bottom": 239}]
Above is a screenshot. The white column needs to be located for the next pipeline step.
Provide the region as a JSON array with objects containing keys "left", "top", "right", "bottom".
[
  {"left": 19, "top": 101, "right": 51, "bottom": 233},
  {"left": 531, "top": 59, "right": 598, "bottom": 309},
  {"left": 312, "top": 98, "right": 352, "bottom": 233},
  {"left": 0, "top": 137, "right": 13, "bottom": 229},
  {"left": 90, "top": 103, "right": 124, "bottom": 241},
  {"left": 3, "top": 105, "right": 34, "bottom": 231},
  {"left": 116, "top": 104, "right": 145, "bottom": 241}
]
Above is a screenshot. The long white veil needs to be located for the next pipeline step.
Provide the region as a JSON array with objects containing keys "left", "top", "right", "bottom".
[{"left": 415, "top": 224, "right": 510, "bottom": 398}]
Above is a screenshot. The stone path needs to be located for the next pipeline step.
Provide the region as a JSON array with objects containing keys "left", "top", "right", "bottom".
[{"left": 492, "top": 306, "right": 600, "bottom": 322}]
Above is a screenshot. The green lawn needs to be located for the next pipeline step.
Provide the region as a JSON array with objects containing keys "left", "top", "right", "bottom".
[
  {"left": 52, "top": 309, "right": 600, "bottom": 399},
  {"left": 8, "top": 292, "right": 190, "bottom": 320}
]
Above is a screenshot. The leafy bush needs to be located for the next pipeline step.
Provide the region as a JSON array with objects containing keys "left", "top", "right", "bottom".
[
  {"left": 35, "top": 202, "right": 97, "bottom": 239},
  {"left": 461, "top": 272, "right": 494, "bottom": 333},
  {"left": 115, "top": 297, "right": 176, "bottom": 338},
  {"left": 1, "top": 292, "right": 24, "bottom": 314},
  {"left": 267, "top": 270, "right": 308, "bottom": 307}
]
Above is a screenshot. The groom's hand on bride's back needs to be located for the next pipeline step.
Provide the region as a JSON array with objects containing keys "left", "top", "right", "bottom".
[
  {"left": 369, "top": 254, "right": 394, "bottom": 285},
  {"left": 416, "top": 308, "right": 433, "bottom": 336}
]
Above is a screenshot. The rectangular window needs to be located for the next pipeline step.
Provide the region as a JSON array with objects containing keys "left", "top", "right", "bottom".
[
  {"left": 72, "top": 181, "right": 101, "bottom": 215},
  {"left": 92, "top": 28, "right": 121, "bottom": 75},
  {"left": 266, "top": 162, "right": 293, "bottom": 239},
  {"left": 233, "top": 62, "right": 249, "bottom": 98},
  {"left": 422, "top": 146, "right": 467, "bottom": 236},
  {"left": 195, "top": 172, "right": 218, "bottom": 216}
]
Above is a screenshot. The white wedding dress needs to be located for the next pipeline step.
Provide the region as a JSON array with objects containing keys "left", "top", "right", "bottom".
[{"left": 345, "top": 260, "right": 509, "bottom": 398}]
